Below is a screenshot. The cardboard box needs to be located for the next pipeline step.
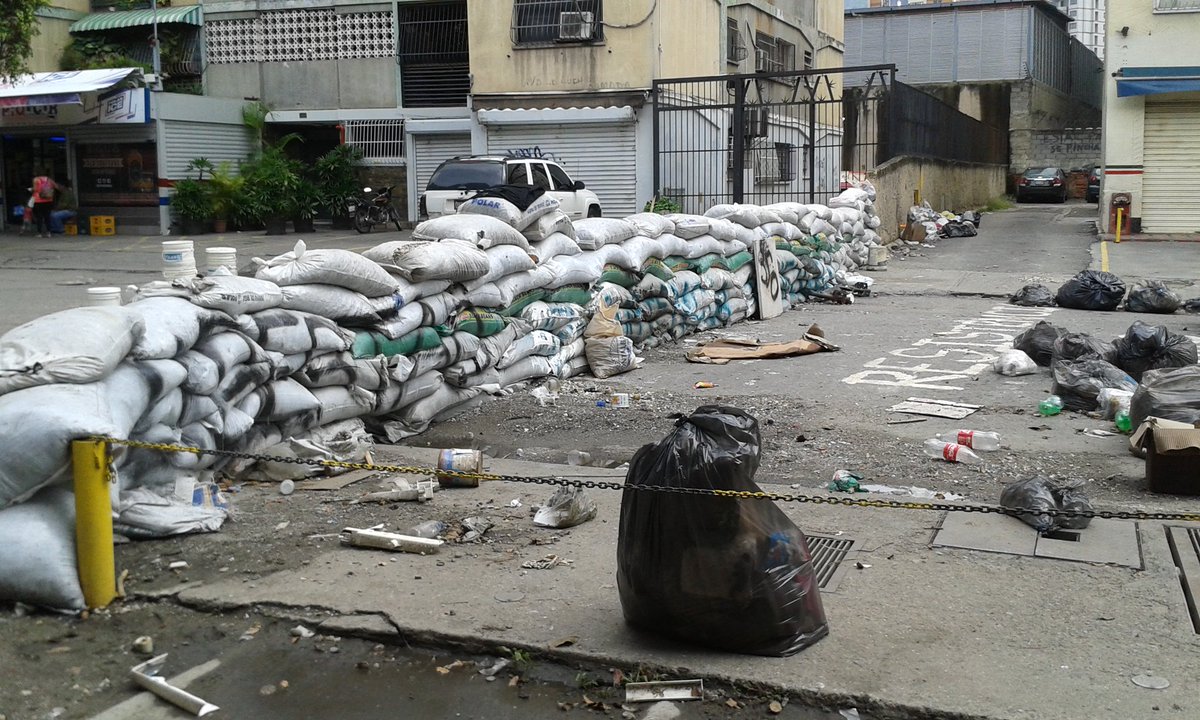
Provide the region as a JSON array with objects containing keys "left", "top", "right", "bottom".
[{"left": 1130, "top": 418, "right": 1200, "bottom": 495}]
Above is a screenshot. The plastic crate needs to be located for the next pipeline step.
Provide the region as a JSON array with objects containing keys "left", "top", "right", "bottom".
[
  {"left": 64, "top": 221, "right": 78, "bottom": 236},
  {"left": 89, "top": 215, "right": 115, "bottom": 236}
]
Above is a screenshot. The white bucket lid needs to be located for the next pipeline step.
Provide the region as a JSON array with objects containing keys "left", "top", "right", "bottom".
[{"left": 162, "top": 240, "right": 194, "bottom": 251}]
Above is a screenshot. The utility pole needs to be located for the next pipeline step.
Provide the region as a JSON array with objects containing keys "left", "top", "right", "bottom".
[{"left": 150, "top": 0, "right": 162, "bottom": 90}]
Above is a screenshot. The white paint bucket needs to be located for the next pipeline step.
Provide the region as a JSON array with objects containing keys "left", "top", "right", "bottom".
[
  {"left": 161, "top": 240, "right": 196, "bottom": 279},
  {"left": 205, "top": 246, "right": 238, "bottom": 275},
  {"left": 86, "top": 286, "right": 123, "bottom": 307}
]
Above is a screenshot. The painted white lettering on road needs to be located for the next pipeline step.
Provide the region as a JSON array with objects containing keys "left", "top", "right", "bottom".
[{"left": 842, "top": 306, "right": 1056, "bottom": 391}]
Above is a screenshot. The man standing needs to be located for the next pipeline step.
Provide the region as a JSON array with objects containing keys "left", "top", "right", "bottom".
[
  {"left": 31, "top": 170, "right": 57, "bottom": 238},
  {"left": 49, "top": 179, "right": 77, "bottom": 235}
]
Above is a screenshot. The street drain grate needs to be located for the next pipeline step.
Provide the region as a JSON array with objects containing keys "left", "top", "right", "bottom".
[
  {"left": 806, "top": 534, "right": 855, "bottom": 592},
  {"left": 1165, "top": 526, "right": 1200, "bottom": 634}
]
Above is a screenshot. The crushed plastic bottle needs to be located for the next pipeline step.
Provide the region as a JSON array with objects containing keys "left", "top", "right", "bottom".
[
  {"left": 404, "top": 520, "right": 448, "bottom": 539},
  {"left": 1038, "top": 395, "right": 1064, "bottom": 416},
  {"left": 922, "top": 439, "right": 983, "bottom": 465},
  {"left": 1115, "top": 410, "right": 1132, "bottom": 433},
  {"left": 933, "top": 430, "right": 1002, "bottom": 451}
]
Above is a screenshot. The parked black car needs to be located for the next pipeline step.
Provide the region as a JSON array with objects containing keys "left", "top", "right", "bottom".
[
  {"left": 1016, "top": 167, "right": 1068, "bottom": 203},
  {"left": 1085, "top": 167, "right": 1101, "bottom": 203}
]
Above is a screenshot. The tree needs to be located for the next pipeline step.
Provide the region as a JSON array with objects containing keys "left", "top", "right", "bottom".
[{"left": 0, "top": 0, "right": 49, "bottom": 82}]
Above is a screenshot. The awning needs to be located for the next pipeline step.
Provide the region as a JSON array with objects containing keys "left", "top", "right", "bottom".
[
  {"left": 0, "top": 68, "right": 142, "bottom": 108},
  {"left": 1116, "top": 66, "right": 1200, "bottom": 97},
  {"left": 70, "top": 6, "right": 202, "bottom": 33}
]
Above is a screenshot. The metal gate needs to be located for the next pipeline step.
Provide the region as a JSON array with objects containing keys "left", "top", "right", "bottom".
[{"left": 652, "top": 64, "right": 1006, "bottom": 213}]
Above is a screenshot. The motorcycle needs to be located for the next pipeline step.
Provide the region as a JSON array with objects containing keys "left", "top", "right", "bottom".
[{"left": 349, "top": 185, "right": 402, "bottom": 234}]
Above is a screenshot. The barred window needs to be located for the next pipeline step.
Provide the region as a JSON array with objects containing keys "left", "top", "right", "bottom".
[
  {"left": 207, "top": 10, "right": 394, "bottom": 64},
  {"left": 755, "top": 33, "right": 796, "bottom": 74},
  {"left": 344, "top": 120, "right": 405, "bottom": 165},
  {"left": 511, "top": 0, "right": 603, "bottom": 46},
  {"left": 1155, "top": 0, "right": 1200, "bottom": 11}
]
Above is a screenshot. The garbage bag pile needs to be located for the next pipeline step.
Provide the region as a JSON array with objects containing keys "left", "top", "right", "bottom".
[
  {"left": 0, "top": 186, "right": 885, "bottom": 611},
  {"left": 1010, "top": 272, "right": 1189, "bottom": 315},
  {"left": 906, "top": 202, "right": 980, "bottom": 239}
]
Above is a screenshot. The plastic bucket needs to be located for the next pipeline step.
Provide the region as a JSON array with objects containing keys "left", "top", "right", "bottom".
[
  {"left": 435, "top": 449, "right": 482, "bottom": 488},
  {"left": 86, "top": 286, "right": 123, "bottom": 307},
  {"left": 205, "top": 246, "right": 238, "bottom": 275},
  {"left": 162, "top": 240, "right": 196, "bottom": 279}
]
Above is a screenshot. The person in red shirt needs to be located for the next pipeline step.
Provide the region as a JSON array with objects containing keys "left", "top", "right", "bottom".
[{"left": 31, "top": 170, "right": 58, "bottom": 238}]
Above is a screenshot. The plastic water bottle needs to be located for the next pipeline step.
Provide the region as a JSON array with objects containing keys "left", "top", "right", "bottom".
[
  {"left": 934, "top": 430, "right": 1001, "bottom": 451},
  {"left": 404, "top": 520, "right": 447, "bottom": 539},
  {"left": 1115, "top": 410, "right": 1132, "bottom": 433},
  {"left": 922, "top": 439, "right": 984, "bottom": 465},
  {"left": 1038, "top": 395, "right": 1064, "bottom": 416}
]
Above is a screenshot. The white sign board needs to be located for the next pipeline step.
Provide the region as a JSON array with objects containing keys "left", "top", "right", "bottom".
[{"left": 753, "top": 235, "right": 785, "bottom": 319}]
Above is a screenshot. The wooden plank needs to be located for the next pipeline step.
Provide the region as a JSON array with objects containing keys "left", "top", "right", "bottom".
[{"left": 752, "top": 234, "right": 785, "bottom": 319}]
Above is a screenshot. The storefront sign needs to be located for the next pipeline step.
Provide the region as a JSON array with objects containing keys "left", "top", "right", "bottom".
[
  {"left": 99, "top": 89, "right": 150, "bottom": 124},
  {"left": 77, "top": 142, "right": 158, "bottom": 207}
]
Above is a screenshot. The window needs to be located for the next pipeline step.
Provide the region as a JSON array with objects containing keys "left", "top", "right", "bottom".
[
  {"left": 775, "top": 142, "right": 796, "bottom": 182},
  {"left": 755, "top": 33, "right": 795, "bottom": 73},
  {"left": 548, "top": 163, "right": 575, "bottom": 190},
  {"left": 1155, "top": 0, "right": 1200, "bottom": 10},
  {"left": 803, "top": 49, "right": 814, "bottom": 70},
  {"left": 507, "top": 163, "right": 529, "bottom": 185},
  {"left": 511, "top": 0, "right": 602, "bottom": 45},
  {"left": 530, "top": 162, "right": 552, "bottom": 190},
  {"left": 726, "top": 18, "right": 746, "bottom": 64},
  {"left": 343, "top": 120, "right": 405, "bottom": 165},
  {"left": 397, "top": 1, "right": 470, "bottom": 108}
]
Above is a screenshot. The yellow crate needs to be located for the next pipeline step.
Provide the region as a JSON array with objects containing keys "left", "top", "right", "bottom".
[
  {"left": 89, "top": 216, "right": 116, "bottom": 236},
  {"left": 64, "top": 221, "right": 78, "bottom": 236}
]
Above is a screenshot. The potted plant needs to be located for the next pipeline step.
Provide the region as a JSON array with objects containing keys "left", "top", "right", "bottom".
[
  {"left": 314, "top": 145, "right": 363, "bottom": 229},
  {"left": 208, "top": 162, "right": 243, "bottom": 234},
  {"left": 171, "top": 178, "right": 212, "bottom": 235},
  {"left": 238, "top": 146, "right": 301, "bottom": 235},
  {"left": 291, "top": 177, "right": 322, "bottom": 233}
]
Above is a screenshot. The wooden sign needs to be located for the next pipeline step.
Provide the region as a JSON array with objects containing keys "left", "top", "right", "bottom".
[{"left": 752, "top": 235, "right": 784, "bottom": 319}]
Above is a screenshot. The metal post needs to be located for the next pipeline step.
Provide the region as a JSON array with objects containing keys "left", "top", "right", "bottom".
[
  {"left": 72, "top": 439, "right": 117, "bottom": 609},
  {"left": 1115, "top": 208, "right": 1123, "bottom": 244},
  {"left": 806, "top": 80, "right": 817, "bottom": 204},
  {"left": 651, "top": 81, "right": 660, "bottom": 204},
  {"left": 731, "top": 79, "right": 746, "bottom": 204}
]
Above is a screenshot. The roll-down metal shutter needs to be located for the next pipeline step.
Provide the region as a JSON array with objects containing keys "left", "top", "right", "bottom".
[
  {"left": 413, "top": 133, "right": 473, "bottom": 197},
  {"left": 1142, "top": 100, "right": 1200, "bottom": 233},
  {"left": 158, "top": 120, "right": 255, "bottom": 180},
  {"left": 486, "top": 122, "right": 637, "bottom": 216}
]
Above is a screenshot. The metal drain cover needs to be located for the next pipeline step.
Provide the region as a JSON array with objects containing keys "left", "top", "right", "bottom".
[
  {"left": 806, "top": 534, "right": 855, "bottom": 592},
  {"left": 932, "top": 513, "right": 1143, "bottom": 569},
  {"left": 1165, "top": 526, "right": 1200, "bottom": 634}
]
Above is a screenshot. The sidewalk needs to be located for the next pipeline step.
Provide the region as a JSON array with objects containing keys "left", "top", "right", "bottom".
[{"left": 170, "top": 447, "right": 1198, "bottom": 720}]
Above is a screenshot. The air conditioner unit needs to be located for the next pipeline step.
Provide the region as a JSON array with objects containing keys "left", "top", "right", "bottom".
[
  {"left": 558, "top": 11, "right": 595, "bottom": 41},
  {"left": 744, "top": 106, "right": 770, "bottom": 137}
]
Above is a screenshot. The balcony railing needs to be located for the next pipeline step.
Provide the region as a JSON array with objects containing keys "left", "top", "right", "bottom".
[{"left": 1155, "top": 0, "right": 1200, "bottom": 12}]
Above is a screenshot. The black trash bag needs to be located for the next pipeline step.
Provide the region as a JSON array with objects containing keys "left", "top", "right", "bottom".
[
  {"left": 1052, "top": 486, "right": 1094, "bottom": 530},
  {"left": 1052, "top": 332, "right": 1115, "bottom": 364},
  {"left": 1010, "top": 284, "right": 1054, "bottom": 307},
  {"left": 616, "top": 405, "right": 829, "bottom": 657},
  {"left": 1000, "top": 476, "right": 1060, "bottom": 534},
  {"left": 1055, "top": 270, "right": 1126, "bottom": 311},
  {"left": 1013, "top": 320, "right": 1067, "bottom": 366},
  {"left": 1125, "top": 281, "right": 1182, "bottom": 314},
  {"left": 960, "top": 210, "right": 982, "bottom": 228},
  {"left": 1112, "top": 320, "right": 1199, "bottom": 382},
  {"left": 1130, "top": 365, "right": 1200, "bottom": 427},
  {"left": 941, "top": 220, "right": 978, "bottom": 238},
  {"left": 1183, "top": 298, "right": 1200, "bottom": 314},
  {"left": 1051, "top": 358, "right": 1138, "bottom": 411}
]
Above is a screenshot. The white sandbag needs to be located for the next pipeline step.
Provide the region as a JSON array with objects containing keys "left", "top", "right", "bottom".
[
  {"left": 681, "top": 234, "right": 725, "bottom": 259},
  {"left": 211, "top": 361, "right": 272, "bottom": 410},
  {"left": 554, "top": 318, "right": 588, "bottom": 344},
  {"left": 514, "top": 194, "right": 560, "bottom": 232},
  {"left": 116, "top": 486, "right": 226, "bottom": 538},
  {"left": 476, "top": 319, "right": 527, "bottom": 366},
  {"left": 701, "top": 268, "right": 739, "bottom": 291},
  {"left": 559, "top": 354, "right": 591, "bottom": 379},
  {"left": 387, "top": 384, "right": 484, "bottom": 438},
  {"left": 138, "top": 272, "right": 284, "bottom": 315},
  {"left": 314, "top": 385, "right": 376, "bottom": 424},
  {"left": 458, "top": 195, "right": 522, "bottom": 226},
  {"left": 703, "top": 217, "right": 738, "bottom": 242},
  {"left": 0, "top": 364, "right": 152, "bottom": 507},
  {"left": 573, "top": 217, "right": 637, "bottom": 250},
  {"left": 546, "top": 338, "right": 585, "bottom": 377},
  {"left": 391, "top": 239, "right": 490, "bottom": 283},
  {"left": 591, "top": 243, "right": 637, "bottom": 271},
  {"left": 0, "top": 306, "right": 144, "bottom": 397},
  {"left": 254, "top": 240, "right": 398, "bottom": 296},
  {"left": 463, "top": 282, "right": 505, "bottom": 309},
  {"left": 462, "top": 245, "right": 537, "bottom": 292},
  {"left": 180, "top": 393, "right": 219, "bottom": 426},
  {"left": 619, "top": 235, "right": 666, "bottom": 267},
  {"left": 763, "top": 203, "right": 807, "bottom": 225},
  {"left": 247, "top": 309, "right": 354, "bottom": 355},
  {"left": 220, "top": 405, "right": 255, "bottom": 442},
  {"left": 625, "top": 212, "right": 676, "bottom": 238},
  {"left": 372, "top": 291, "right": 462, "bottom": 340},
  {"left": 498, "top": 355, "right": 555, "bottom": 387},
  {"left": 132, "top": 359, "right": 188, "bottom": 410},
  {"left": 521, "top": 210, "right": 576, "bottom": 242},
  {"left": 666, "top": 214, "right": 710, "bottom": 239},
  {"left": 705, "top": 203, "right": 779, "bottom": 228},
  {"left": 718, "top": 238, "right": 749, "bottom": 256},
  {"left": 392, "top": 276, "right": 452, "bottom": 307},
  {"left": 373, "top": 370, "right": 444, "bottom": 415},
  {"left": 654, "top": 233, "right": 689, "bottom": 258},
  {"left": 253, "top": 378, "right": 320, "bottom": 423},
  {"left": 493, "top": 266, "right": 557, "bottom": 304},
  {"left": 413, "top": 214, "right": 531, "bottom": 250},
  {"left": 280, "top": 284, "right": 381, "bottom": 326},
  {"left": 529, "top": 232, "right": 583, "bottom": 264},
  {"left": 361, "top": 240, "right": 407, "bottom": 271},
  {"left": 126, "top": 298, "right": 236, "bottom": 360},
  {"left": 135, "top": 388, "right": 183, "bottom": 433},
  {"left": 296, "top": 352, "right": 391, "bottom": 390},
  {"left": 520, "top": 302, "right": 586, "bottom": 332},
  {"left": 632, "top": 274, "right": 671, "bottom": 301},
  {"left": 179, "top": 350, "right": 222, "bottom": 396},
  {"left": 192, "top": 331, "right": 263, "bottom": 377},
  {"left": 0, "top": 487, "right": 83, "bottom": 610},
  {"left": 733, "top": 264, "right": 754, "bottom": 286},
  {"left": 410, "top": 333, "right": 482, "bottom": 377},
  {"left": 761, "top": 222, "right": 801, "bottom": 241},
  {"left": 585, "top": 336, "right": 640, "bottom": 379},
  {"left": 498, "top": 330, "right": 561, "bottom": 369},
  {"left": 590, "top": 283, "right": 637, "bottom": 311},
  {"left": 543, "top": 254, "right": 604, "bottom": 289}
]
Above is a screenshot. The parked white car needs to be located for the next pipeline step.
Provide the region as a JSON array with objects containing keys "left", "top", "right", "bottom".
[{"left": 420, "top": 155, "right": 602, "bottom": 220}]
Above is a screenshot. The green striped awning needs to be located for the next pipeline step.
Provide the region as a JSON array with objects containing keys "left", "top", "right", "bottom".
[{"left": 70, "top": 6, "right": 202, "bottom": 33}]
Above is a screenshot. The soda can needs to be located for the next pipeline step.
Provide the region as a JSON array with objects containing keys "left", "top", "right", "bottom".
[{"left": 436, "top": 448, "right": 482, "bottom": 488}]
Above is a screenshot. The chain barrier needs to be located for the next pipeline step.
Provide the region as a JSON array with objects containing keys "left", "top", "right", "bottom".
[{"left": 96, "top": 437, "right": 1200, "bottom": 524}]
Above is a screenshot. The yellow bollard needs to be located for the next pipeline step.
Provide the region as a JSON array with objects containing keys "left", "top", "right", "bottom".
[
  {"left": 72, "top": 439, "right": 117, "bottom": 609},
  {"left": 1115, "top": 208, "right": 1123, "bottom": 244}
]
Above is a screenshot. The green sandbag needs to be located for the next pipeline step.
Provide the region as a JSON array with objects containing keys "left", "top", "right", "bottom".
[
  {"left": 622, "top": 321, "right": 654, "bottom": 342},
  {"left": 641, "top": 258, "right": 674, "bottom": 281},
  {"left": 351, "top": 331, "right": 378, "bottom": 359},
  {"left": 661, "top": 256, "right": 691, "bottom": 272},
  {"left": 688, "top": 253, "right": 730, "bottom": 274},
  {"left": 599, "top": 264, "right": 639, "bottom": 288},
  {"left": 374, "top": 327, "right": 441, "bottom": 357},
  {"left": 453, "top": 308, "right": 508, "bottom": 337},
  {"left": 725, "top": 251, "right": 754, "bottom": 271},
  {"left": 499, "top": 288, "right": 548, "bottom": 317},
  {"left": 547, "top": 285, "right": 594, "bottom": 306}
]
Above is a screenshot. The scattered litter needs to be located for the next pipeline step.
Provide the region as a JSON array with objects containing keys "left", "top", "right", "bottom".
[
  {"left": 521, "top": 554, "right": 572, "bottom": 570},
  {"left": 839, "top": 710, "right": 862, "bottom": 720},
  {"left": 478, "top": 658, "right": 511, "bottom": 677},
  {"left": 859, "top": 484, "right": 965, "bottom": 501},
  {"left": 625, "top": 680, "right": 704, "bottom": 703},
  {"left": 885, "top": 417, "right": 928, "bottom": 425},
  {"left": 685, "top": 332, "right": 838, "bottom": 364},
  {"left": 132, "top": 636, "right": 154, "bottom": 655},
  {"left": 274, "top": 521, "right": 290, "bottom": 531},
  {"left": 436, "top": 448, "right": 483, "bottom": 488},
  {"left": 494, "top": 591, "right": 525, "bottom": 603},
  {"left": 693, "top": 381, "right": 716, "bottom": 389},
  {"left": 290, "top": 625, "right": 315, "bottom": 639},
  {"left": 167, "top": 561, "right": 189, "bottom": 571},
  {"left": 239, "top": 625, "right": 260, "bottom": 641},
  {"left": 508, "top": 499, "right": 522, "bottom": 508},
  {"left": 567, "top": 450, "right": 591, "bottom": 466},
  {"left": 403, "top": 520, "right": 447, "bottom": 539},
  {"left": 459, "top": 516, "right": 493, "bottom": 543},
  {"left": 549, "top": 636, "right": 578, "bottom": 648},
  {"left": 1131, "top": 674, "right": 1170, "bottom": 690},
  {"left": 993, "top": 349, "right": 1038, "bottom": 377},
  {"left": 436, "top": 660, "right": 466, "bottom": 675},
  {"left": 1000, "top": 476, "right": 1092, "bottom": 534},
  {"left": 855, "top": 562, "right": 872, "bottom": 570},
  {"left": 529, "top": 384, "right": 559, "bottom": 407},
  {"left": 533, "top": 485, "right": 597, "bottom": 529},
  {"left": 340, "top": 526, "right": 443, "bottom": 554},
  {"left": 768, "top": 700, "right": 784, "bottom": 714},
  {"left": 350, "top": 479, "right": 435, "bottom": 504},
  {"left": 130, "top": 654, "right": 219, "bottom": 717},
  {"left": 279, "top": 479, "right": 295, "bottom": 496},
  {"left": 828, "top": 470, "right": 865, "bottom": 493},
  {"left": 1081, "top": 428, "right": 1117, "bottom": 438},
  {"left": 889, "top": 397, "right": 980, "bottom": 420}
]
